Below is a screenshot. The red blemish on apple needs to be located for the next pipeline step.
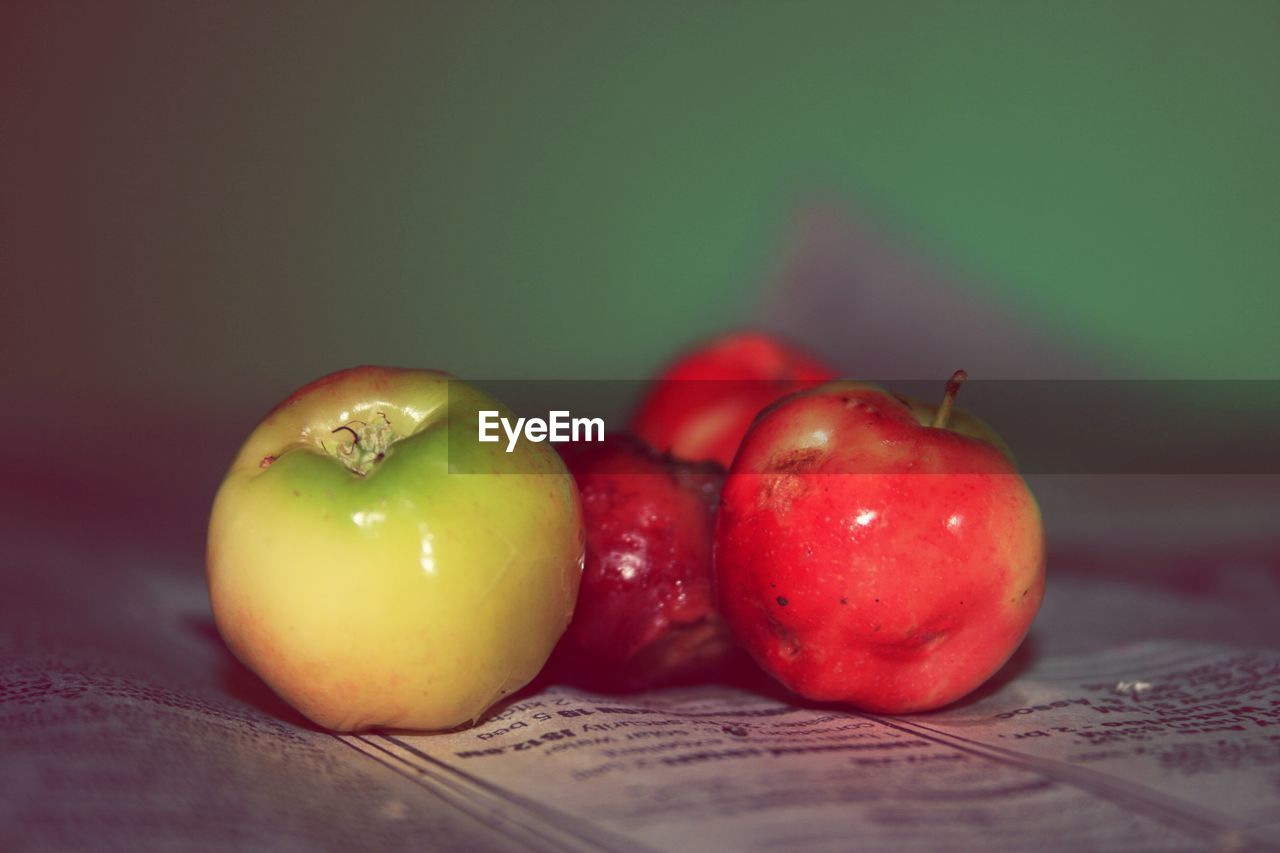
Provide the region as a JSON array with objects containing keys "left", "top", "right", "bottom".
[
  {"left": 774, "top": 447, "right": 824, "bottom": 473},
  {"left": 767, "top": 617, "right": 801, "bottom": 659}
]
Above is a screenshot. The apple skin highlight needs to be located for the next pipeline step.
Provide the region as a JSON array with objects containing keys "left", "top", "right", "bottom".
[
  {"left": 207, "top": 367, "right": 584, "bottom": 732},
  {"left": 714, "top": 380, "right": 1045, "bottom": 714}
]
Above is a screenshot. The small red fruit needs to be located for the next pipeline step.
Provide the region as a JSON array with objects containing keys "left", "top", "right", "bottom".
[
  {"left": 714, "top": 372, "right": 1045, "bottom": 713},
  {"left": 550, "top": 435, "right": 735, "bottom": 690},
  {"left": 630, "top": 331, "right": 837, "bottom": 468}
]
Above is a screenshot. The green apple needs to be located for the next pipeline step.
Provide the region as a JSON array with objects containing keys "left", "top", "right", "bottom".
[{"left": 207, "top": 366, "right": 584, "bottom": 732}]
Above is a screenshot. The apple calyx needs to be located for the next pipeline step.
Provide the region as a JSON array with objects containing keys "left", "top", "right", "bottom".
[
  {"left": 930, "top": 369, "right": 968, "bottom": 430},
  {"left": 325, "top": 411, "right": 399, "bottom": 476}
]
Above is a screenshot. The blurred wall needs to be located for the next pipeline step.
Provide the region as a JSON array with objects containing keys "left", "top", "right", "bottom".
[{"left": 6, "top": 1, "right": 1279, "bottom": 430}]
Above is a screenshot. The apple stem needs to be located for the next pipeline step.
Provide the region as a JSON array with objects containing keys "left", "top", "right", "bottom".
[
  {"left": 931, "top": 370, "right": 968, "bottom": 429},
  {"left": 327, "top": 411, "right": 397, "bottom": 476}
]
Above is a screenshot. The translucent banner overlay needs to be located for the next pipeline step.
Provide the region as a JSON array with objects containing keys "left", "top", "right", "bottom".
[{"left": 444, "top": 380, "right": 1280, "bottom": 475}]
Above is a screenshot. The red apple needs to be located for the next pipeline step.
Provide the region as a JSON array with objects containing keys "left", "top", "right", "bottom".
[
  {"left": 714, "top": 372, "right": 1045, "bottom": 713},
  {"left": 630, "top": 331, "right": 837, "bottom": 467},
  {"left": 549, "top": 434, "right": 736, "bottom": 690}
]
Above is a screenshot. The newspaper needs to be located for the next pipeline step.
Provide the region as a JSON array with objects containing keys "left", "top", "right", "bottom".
[
  {"left": 350, "top": 643, "right": 1280, "bottom": 851},
  {"left": 2, "top": 514, "right": 1279, "bottom": 850}
]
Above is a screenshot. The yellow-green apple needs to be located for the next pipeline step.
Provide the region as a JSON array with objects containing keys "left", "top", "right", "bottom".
[
  {"left": 548, "top": 434, "right": 736, "bottom": 690},
  {"left": 714, "top": 371, "right": 1044, "bottom": 713},
  {"left": 630, "top": 331, "right": 837, "bottom": 467},
  {"left": 207, "top": 366, "right": 584, "bottom": 731}
]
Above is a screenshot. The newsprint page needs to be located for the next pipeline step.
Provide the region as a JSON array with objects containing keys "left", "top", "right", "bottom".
[
  {"left": 2, "top": 502, "right": 1279, "bottom": 851},
  {"left": 350, "top": 642, "right": 1279, "bottom": 852}
]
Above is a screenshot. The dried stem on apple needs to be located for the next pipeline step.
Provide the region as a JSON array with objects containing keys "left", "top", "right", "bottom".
[
  {"left": 931, "top": 370, "right": 968, "bottom": 430},
  {"left": 327, "top": 412, "right": 397, "bottom": 476}
]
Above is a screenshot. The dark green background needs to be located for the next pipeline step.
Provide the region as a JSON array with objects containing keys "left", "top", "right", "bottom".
[{"left": 6, "top": 1, "right": 1278, "bottom": 428}]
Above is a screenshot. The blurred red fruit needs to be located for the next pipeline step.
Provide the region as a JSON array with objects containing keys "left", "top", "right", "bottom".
[{"left": 631, "top": 331, "right": 837, "bottom": 467}]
